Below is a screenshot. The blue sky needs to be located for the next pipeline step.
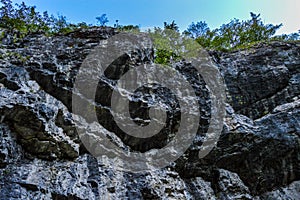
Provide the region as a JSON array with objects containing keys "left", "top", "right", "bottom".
[{"left": 11, "top": 0, "right": 300, "bottom": 34}]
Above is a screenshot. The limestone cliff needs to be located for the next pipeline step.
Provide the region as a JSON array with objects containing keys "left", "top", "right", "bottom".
[{"left": 0, "top": 28, "right": 299, "bottom": 199}]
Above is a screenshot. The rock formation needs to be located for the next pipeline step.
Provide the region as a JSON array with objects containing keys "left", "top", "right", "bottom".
[{"left": 0, "top": 27, "right": 299, "bottom": 199}]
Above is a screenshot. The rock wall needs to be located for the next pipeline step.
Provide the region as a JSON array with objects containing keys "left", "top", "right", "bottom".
[{"left": 0, "top": 28, "right": 299, "bottom": 199}]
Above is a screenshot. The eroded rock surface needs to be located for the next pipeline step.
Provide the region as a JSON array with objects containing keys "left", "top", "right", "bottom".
[{"left": 0, "top": 28, "right": 299, "bottom": 199}]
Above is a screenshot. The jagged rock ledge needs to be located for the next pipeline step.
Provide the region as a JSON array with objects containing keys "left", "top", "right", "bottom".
[{"left": 0, "top": 27, "right": 299, "bottom": 199}]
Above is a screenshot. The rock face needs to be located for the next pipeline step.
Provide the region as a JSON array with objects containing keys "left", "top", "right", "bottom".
[
  {"left": 0, "top": 27, "right": 299, "bottom": 199},
  {"left": 216, "top": 42, "right": 300, "bottom": 119}
]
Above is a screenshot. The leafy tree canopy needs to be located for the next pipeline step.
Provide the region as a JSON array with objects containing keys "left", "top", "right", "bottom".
[
  {"left": 185, "top": 12, "right": 299, "bottom": 51},
  {"left": 0, "top": 0, "right": 299, "bottom": 55},
  {"left": 163, "top": 20, "right": 179, "bottom": 32},
  {"left": 149, "top": 23, "right": 202, "bottom": 65},
  {"left": 96, "top": 14, "right": 109, "bottom": 26},
  {"left": 0, "top": 0, "right": 92, "bottom": 36}
]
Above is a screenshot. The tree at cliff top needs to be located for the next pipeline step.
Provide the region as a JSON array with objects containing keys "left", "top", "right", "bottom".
[
  {"left": 1, "top": 0, "right": 299, "bottom": 51},
  {"left": 96, "top": 14, "right": 109, "bottom": 26},
  {"left": 149, "top": 21, "right": 201, "bottom": 65},
  {"left": 0, "top": 0, "right": 89, "bottom": 36},
  {"left": 185, "top": 12, "right": 299, "bottom": 51},
  {"left": 0, "top": 0, "right": 52, "bottom": 35}
]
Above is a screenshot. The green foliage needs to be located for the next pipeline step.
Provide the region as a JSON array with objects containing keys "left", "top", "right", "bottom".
[
  {"left": 2, "top": 1, "right": 60, "bottom": 34},
  {"left": 0, "top": 0, "right": 51, "bottom": 35},
  {"left": 0, "top": 0, "right": 299, "bottom": 58},
  {"left": 184, "top": 12, "right": 292, "bottom": 51},
  {"left": 0, "top": 0, "right": 90, "bottom": 38},
  {"left": 148, "top": 25, "right": 202, "bottom": 65},
  {"left": 163, "top": 20, "right": 179, "bottom": 32},
  {"left": 113, "top": 20, "right": 140, "bottom": 33},
  {"left": 272, "top": 32, "right": 300, "bottom": 41},
  {"left": 148, "top": 27, "right": 181, "bottom": 65},
  {"left": 96, "top": 14, "right": 109, "bottom": 26},
  {"left": 183, "top": 21, "right": 209, "bottom": 38},
  {"left": 117, "top": 24, "right": 140, "bottom": 33},
  {"left": 153, "top": 48, "right": 179, "bottom": 65},
  {"left": 51, "top": 15, "right": 69, "bottom": 33}
]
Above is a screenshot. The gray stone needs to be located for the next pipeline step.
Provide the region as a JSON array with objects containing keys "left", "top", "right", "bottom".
[{"left": 0, "top": 28, "right": 299, "bottom": 199}]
